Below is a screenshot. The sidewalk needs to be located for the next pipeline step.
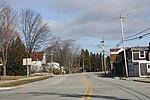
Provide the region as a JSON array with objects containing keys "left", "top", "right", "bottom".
[
  {"left": 115, "top": 77, "right": 150, "bottom": 83},
  {"left": 133, "top": 78, "right": 150, "bottom": 83}
]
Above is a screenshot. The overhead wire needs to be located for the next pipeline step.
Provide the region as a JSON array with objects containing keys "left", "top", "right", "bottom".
[
  {"left": 112, "top": 0, "right": 147, "bottom": 49},
  {"left": 125, "top": 0, "right": 145, "bottom": 17},
  {"left": 125, "top": 32, "right": 150, "bottom": 41},
  {"left": 114, "top": 31, "right": 150, "bottom": 49},
  {"left": 101, "top": 0, "right": 137, "bottom": 40},
  {"left": 104, "top": 0, "right": 136, "bottom": 39},
  {"left": 124, "top": 27, "right": 150, "bottom": 39}
]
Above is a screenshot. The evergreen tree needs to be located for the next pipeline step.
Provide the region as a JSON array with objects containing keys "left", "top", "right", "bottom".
[
  {"left": 90, "top": 52, "right": 96, "bottom": 72},
  {"left": 80, "top": 49, "right": 85, "bottom": 72},
  {"left": 84, "top": 49, "right": 91, "bottom": 72},
  {"left": 7, "top": 36, "right": 27, "bottom": 75},
  {"left": 96, "top": 53, "right": 101, "bottom": 71}
]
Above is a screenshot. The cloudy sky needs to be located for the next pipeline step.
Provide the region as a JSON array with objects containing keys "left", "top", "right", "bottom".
[{"left": 9, "top": 0, "right": 150, "bottom": 54}]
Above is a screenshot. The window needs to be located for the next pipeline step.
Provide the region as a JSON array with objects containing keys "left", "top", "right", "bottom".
[
  {"left": 139, "top": 51, "right": 145, "bottom": 58},
  {"left": 147, "top": 64, "right": 150, "bottom": 73}
]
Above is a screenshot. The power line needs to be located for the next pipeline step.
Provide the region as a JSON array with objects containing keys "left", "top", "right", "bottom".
[
  {"left": 125, "top": 32, "right": 150, "bottom": 41},
  {"left": 114, "top": 40, "right": 122, "bottom": 48},
  {"left": 105, "top": 0, "right": 145, "bottom": 41},
  {"left": 125, "top": 27, "right": 150, "bottom": 39},
  {"left": 126, "top": 0, "right": 145, "bottom": 17},
  {"left": 114, "top": 31, "right": 150, "bottom": 48},
  {"left": 104, "top": 0, "right": 136, "bottom": 39}
]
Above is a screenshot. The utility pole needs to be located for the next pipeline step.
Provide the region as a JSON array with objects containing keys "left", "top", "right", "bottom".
[
  {"left": 50, "top": 52, "right": 53, "bottom": 76},
  {"left": 26, "top": 58, "right": 29, "bottom": 77},
  {"left": 100, "top": 39, "right": 106, "bottom": 74},
  {"left": 119, "top": 15, "right": 128, "bottom": 78},
  {"left": 82, "top": 57, "right": 84, "bottom": 72},
  {"left": 82, "top": 52, "right": 85, "bottom": 73}
]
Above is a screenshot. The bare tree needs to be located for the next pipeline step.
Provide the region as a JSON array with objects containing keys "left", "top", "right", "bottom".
[
  {"left": 45, "top": 37, "right": 62, "bottom": 63},
  {"left": 19, "top": 9, "right": 51, "bottom": 57},
  {"left": 46, "top": 38, "right": 80, "bottom": 74},
  {"left": 69, "top": 40, "right": 80, "bottom": 73},
  {"left": 0, "top": 4, "right": 18, "bottom": 76},
  {"left": 62, "top": 40, "right": 80, "bottom": 73}
]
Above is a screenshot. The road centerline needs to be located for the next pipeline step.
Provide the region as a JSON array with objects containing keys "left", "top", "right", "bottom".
[{"left": 80, "top": 74, "right": 93, "bottom": 100}]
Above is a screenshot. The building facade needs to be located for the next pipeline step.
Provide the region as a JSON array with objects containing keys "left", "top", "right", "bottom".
[{"left": 110, "top": 46, "right": 150, "bottom": 77}]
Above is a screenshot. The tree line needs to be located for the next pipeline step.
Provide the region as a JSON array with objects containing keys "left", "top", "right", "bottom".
[{"left": 80, "top": 49, "right": 110, "bottom": 72}]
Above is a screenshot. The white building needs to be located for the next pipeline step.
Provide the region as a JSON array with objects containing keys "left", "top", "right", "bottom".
[{"left": 31, "top": 52, "right": 46, "bottom": 73}]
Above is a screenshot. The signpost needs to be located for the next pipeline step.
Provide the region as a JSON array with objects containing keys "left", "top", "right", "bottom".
[{"left": 23, "top": 58, "right": 32, "bottom": 77}]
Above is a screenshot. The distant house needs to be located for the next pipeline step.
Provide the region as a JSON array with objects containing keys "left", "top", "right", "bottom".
[
  {"left": 31, "top": 52, "right": 46, "bottom": 64},
  {"left": 110, "top": 48, "right": 123, "bottom": 75},
  {"left": 111, "top": 46, "right": 150, "bottom": 77},
  {"left": 31, "top": 52, "right": 46, "bottom": 73},
  {"left": 47, "top": 62, "right": 66, "bottom": 74},
  {"left": 126, "top": 46, "right": 150, "bottom": 77}
]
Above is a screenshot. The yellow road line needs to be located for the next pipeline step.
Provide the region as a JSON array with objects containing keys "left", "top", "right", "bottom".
[
  {"left": 80, "top": 74, "right": 93, "bottom": 100},
  {"left": 87, "top": 87, "right": 93, "bottom": 100},
  {"left": 80, "top": 87, "right": 89, "bottom": 100}
]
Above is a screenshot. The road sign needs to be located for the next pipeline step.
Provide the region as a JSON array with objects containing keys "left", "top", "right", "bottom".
[
  {"left": 23, "top": 58, "right": 32, "bottom": 65},
  {"left": 23, "top": 58, "right": 32, "bottom": 77}
]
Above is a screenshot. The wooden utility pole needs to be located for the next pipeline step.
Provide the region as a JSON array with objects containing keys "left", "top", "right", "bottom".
[
  {"left": 82, "top": 57, "right": 84, "bottom": 72},
  {"left": 119, "top": 15, "right": 128, "bottom": 78},
  {"left": 50, "top": 52, "right": 53, "bottom": 76},
  {"left": 100, "top": 39, "right": 106, "bottom": 74}
]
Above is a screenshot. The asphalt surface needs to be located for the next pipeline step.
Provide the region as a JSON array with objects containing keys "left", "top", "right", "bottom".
[{"left": 0, "top": 72, "right": 150, "bottom": 100}]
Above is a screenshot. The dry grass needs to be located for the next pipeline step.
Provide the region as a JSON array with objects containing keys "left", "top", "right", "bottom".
[
  {"left": 0, "top": 76, "right": 51, "bottom": 87},
  {"left": 0, "top": 76, "right": 26, "bottom": 80}
]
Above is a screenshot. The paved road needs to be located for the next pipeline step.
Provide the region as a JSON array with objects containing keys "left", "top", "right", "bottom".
[{"left": 0, "top": 72, "right": 150, "bottom": 100}]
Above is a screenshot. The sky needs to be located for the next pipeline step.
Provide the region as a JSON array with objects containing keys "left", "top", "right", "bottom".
[{"left": 8, "top": 0, "right": 150, "bottom": 55}]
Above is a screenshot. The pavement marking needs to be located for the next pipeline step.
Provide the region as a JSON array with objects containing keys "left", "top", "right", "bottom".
[
  {"left": 87, "top": 87, "right": 92, "bottom": 100},
  {"left": 0, "top": 87, "right": 15, "bottom": 90},
  {"left": 52, "top": 75, "right": 66, "bottom": 85},
  {"left": 81, "top": 87, "right": 89, "bottom": 100},
  {"left": 80, "top": 74, "right": 93, "bottom": 100}
]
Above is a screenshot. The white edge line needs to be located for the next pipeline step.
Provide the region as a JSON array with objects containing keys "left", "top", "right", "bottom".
[{"left": 52, "top": 75, "right": 66, "bottom": 85}]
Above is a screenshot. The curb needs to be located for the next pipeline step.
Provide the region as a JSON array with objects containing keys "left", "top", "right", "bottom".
[
  {"left": 0, "top": 87, "right": 15, "bottom": 90},
  {"left": 133, "top": 80, "right": 150, "bottom": 83}
]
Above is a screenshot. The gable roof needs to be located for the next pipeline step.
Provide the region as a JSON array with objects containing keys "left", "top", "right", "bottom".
[
  {"left": 31, "top": 52, "right": 45, "bottom": 61},
  {"left": 110, "top": 48, "right": 123, "bottom": 54},
  {"left": 131, "top": 46, "right": 149, "bottom": 51}
]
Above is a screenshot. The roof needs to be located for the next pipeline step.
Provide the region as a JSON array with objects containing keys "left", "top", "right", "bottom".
[
  {"left": 110, "top": 48, "right": 120, "bottom": 52},
  {"left": 130, "top": 46, "right": 149, "bottom": 51},
  {"left": 110, "top": 48, "right": 122, "bottom": 62},
  {"left": 31, "top": 52, "right": 45, "bottom": 61},
  {"left": 110, "top": 48, "right": 123, "bottom": 54}
]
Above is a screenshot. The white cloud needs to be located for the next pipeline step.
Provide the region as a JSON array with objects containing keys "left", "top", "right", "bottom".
[
  {"left": 41, "top": 0, "right": 150, "bottom": 41},
  {"left": 9, "top": 0, "right": 150, "bottom": 52}
]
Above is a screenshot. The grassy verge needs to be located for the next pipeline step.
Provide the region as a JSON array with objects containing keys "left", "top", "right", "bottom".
[
  {"left": 0, "top": 76, "right": 51, "bottom": 87},
  {"left": 0, "top": 76, "right": 27, "bottom": 80}
]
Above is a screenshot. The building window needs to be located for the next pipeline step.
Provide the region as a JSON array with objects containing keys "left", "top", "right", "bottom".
[
  {"left": 139, "top": 51, "right": 145, "bottom": 58},
  {"left": 147, "top": 64, "right": 150, "bottom": 73}
]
